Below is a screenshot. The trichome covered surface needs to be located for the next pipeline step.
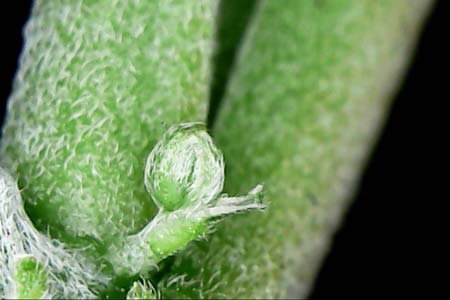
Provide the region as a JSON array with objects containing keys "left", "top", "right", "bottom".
[
  {"left": 0, "top": 0, "right": 214, "bottom": 250},
  {"left": 0, "top": 0, "right": 433, "bottom": 299},
  {"left": 160, "top": 0, "right": 433, "bottom": 298}
]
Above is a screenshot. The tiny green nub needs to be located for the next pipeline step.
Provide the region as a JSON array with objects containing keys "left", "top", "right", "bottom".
[
  {"left": 14, "top": 256, "right": 48, "bottom": 299},
  {"left": 144, "top": 122, "right": 224, "bottom": 212}
]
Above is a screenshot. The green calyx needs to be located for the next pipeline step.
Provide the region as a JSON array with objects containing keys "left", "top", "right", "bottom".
[{"left": 144, "top": 122, "right": 224, "bottom": 211}]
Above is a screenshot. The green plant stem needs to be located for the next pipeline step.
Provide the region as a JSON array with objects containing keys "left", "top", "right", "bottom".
[
  {"left": 160, "top": 0, "right": 434, "bottom": 298},
  {"left": 0, "top": 0, "right": 215, "bottom": 255},
  {"left": 1, "top": 0, "right": 217, "bottom": 297}
]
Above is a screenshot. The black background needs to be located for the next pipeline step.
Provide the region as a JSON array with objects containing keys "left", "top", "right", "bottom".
[
  {"left": 311, "top": 1, "right": 445, "bottom": 297},
  {"left": 1, "top": 1, "right": 445, "bottom": 298}
]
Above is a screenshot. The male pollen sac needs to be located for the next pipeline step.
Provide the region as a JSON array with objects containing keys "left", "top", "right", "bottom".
[{"left": 144, "top": 122, "right": 224, "bottom": 212}]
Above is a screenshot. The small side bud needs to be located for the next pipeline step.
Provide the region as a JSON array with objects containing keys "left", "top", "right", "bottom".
[
  {"left": 13, "top": 255, "right": 48, "bottom": 299},
  {"left": 145, "top": 122, "right": 224, "bottom": 211},
  {"left": 107, "top": 122, "right": 266, "bottom": 276}
]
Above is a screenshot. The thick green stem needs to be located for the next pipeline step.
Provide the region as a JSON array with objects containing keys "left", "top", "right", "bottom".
[
  {"left": 160, "top": 1, "right": 434, "bottom": 298},
  {"left": 0, "top": 0, "right": 215, "bottom": 251},
  {"left": 1, "top": 0, "right": 217, "bottom": 297}
]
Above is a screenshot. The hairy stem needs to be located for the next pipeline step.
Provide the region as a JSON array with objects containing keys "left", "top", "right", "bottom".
[
  {"left": 1, "top": 0, "right": 218, "bottom": 297},
  {"left": 0, "top": 0, "right": 216, "bottom": 252},
  {"left": 160, "top": 1, "right": 434, "bottom": 298},
  {"left": 0, "top": 167, "right": 107, "bottom": 299}
]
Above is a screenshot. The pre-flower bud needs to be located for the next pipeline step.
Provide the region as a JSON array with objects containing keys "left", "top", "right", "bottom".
[
  {"left": 144, "top": 122, "right": 224, "bottom": 211},
  {"left": 109, "top": 123, "right": 265, "bottom": 275}
]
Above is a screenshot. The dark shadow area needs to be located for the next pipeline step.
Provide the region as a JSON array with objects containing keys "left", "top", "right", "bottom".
[
  {"left": 0, "top": 1, "right": 33, "bottom": 131},
  {"left": 206, "top": 0, "right": 258, "bottom": 129},
  {"left": 311, "top": 1, "right": 445, "bottom": 297}
]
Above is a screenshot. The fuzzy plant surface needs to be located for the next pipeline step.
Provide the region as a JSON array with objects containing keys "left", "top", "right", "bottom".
[
  {"left": 0, "top": 0, "right": 250, "bottom": 298},
  {"left": 0, "top": 0, "right": 216, "bottom": 249},
  {"left": 1, "top": 166, "right": 107, "bottom": 298},
  {"left": 0, "top": 0, "right": 434, "bottom": 299},
  {"left": 1, "top": 123, "right": 264, "bottom": 298},
  {"left": 158, "top": 0, "right": 434, "bottom": 298}
]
